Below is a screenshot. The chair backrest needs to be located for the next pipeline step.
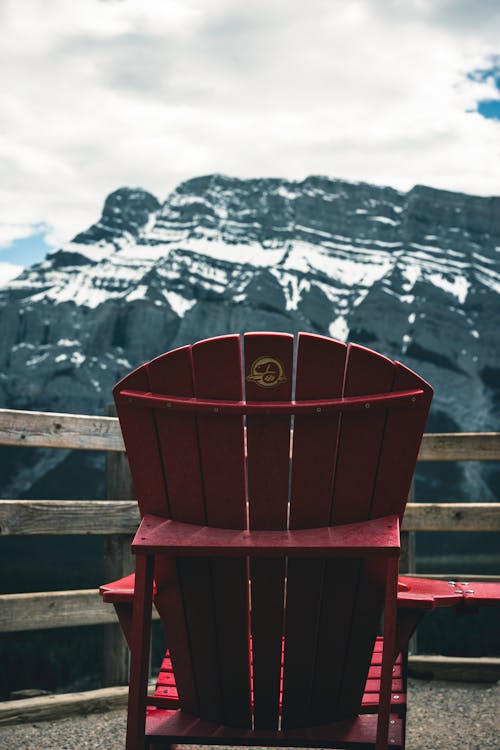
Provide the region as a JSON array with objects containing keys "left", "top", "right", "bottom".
[{"left": 114, "top": 332, "right": 432, "bottom": 730}]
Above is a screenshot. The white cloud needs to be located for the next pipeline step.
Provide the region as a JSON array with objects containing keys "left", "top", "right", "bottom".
[
  {"left": 0, "top": 262, "right": 23, "bottom": 286},
  {"left": 0, "top": 223, "right": 39, "bottom": 248},
  {"left": 0, "top": 0, "right": 499, "bottom": 249}
]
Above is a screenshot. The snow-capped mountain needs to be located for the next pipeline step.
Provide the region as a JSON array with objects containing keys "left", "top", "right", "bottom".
[{"left": 1, "top": 174, "right": 499, "bottom": 504}]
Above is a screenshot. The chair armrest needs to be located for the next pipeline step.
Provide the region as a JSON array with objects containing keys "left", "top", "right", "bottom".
[
  {"left": 397, "top": 576, "right": 461, "bottom": 609},
  {"left": 460, "top": 581, "right": 500, "bottom": 606},
  {"left": 131, "top": 514, "right": 400, "bottom": 557},
  {"left": 99, "top": 573, "right": 443, "bottom": 608},
  {"left": 99, "top": 573, "right": 499, "bottom": 610},
  {"left": 397, "top": 576, "right": 500, "bottom": 608},
  {"left": 99, "top": 573, "right": 157, "bottom": 604}
]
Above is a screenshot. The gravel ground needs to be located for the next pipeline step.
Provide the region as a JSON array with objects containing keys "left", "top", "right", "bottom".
[{"left": 0, "top": 679, "right": 498, "bottom": 750}]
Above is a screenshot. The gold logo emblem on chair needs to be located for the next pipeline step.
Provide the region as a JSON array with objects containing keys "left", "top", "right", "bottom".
[{"left": 246, "top": 356, "right": 288, "bottom": 388}]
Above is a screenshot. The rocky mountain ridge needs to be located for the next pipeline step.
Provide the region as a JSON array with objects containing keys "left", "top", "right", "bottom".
[{"left": 1, "top": 174, "right": 499, "bottom": 502}]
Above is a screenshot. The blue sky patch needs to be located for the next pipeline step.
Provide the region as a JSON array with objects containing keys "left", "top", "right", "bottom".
[
  {"left": 477, "top": 99, "right": 500, "bottom": 121},
  {"left": 1, "top": 227, "right": 54, "bottom": 266},
  {"left": 467, "top": 56, "right": 500, "bottom": 121}
]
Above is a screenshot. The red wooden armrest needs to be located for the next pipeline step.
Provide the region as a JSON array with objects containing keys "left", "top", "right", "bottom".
[
  {"left": 397, "top": 576, "right": 500, "bottom": 608},
  {"left": 131, "top": 514, "right": 400, "bottom": 557},
  {"left": 100, "top": 572, "right": 500, "bottom": 609},
  {"left": 100, "top": 573, "right": 157, "bottom": 603},
  {"left": 100, "top": 574, "right": 431, "bottom": 607},
  {"left": 461, "top": 581, "right": 500, "bottom": 605},
  {"left": 397, "top": 576, "right": 459, "bottom": 609}
]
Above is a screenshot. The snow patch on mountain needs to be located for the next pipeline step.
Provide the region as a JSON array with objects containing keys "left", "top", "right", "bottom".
[
  {"left": 428, "top": 273, "right": 469, "bottom": 304},
  {"left": 329, "top": 316, "right": 349, "bottom": 341}
]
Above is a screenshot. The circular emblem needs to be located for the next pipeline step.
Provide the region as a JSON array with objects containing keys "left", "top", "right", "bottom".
[{"left": 246, "top": 356, "right": 288, "bottom": 388}]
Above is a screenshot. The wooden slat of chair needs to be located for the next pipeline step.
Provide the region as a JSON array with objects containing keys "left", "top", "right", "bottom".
[
  {"left": 146, "top": 346, "right": 205, "bottom": 716},
  {"left": 245, "top": 333, "right": 294, "bottom": 531},
  {"left": 244, "top": 332, "right": 294, "bottom": 731},
  {"left": 191, "top": 335, "right": 251, "bottom": 727},
  {"left": 281, "top": 333, "right": 347, "bottom": 729},
  {"left": 151, "top": 636, "right": 407, "bottom": 713},
  {"left": 310, "top": 343, "right": 395, "bottom": 725},
  {"left": 191, "top": 336, "right": 247, "bottom": 529},
  {"left": 288, "top": 334, "right": 347, "bottom": 529},
  {"left": 332, "top": 344, "right": 397, "bottom": 526},
  {"left": 336, "top": 556, "right": 388, "bottom": 719},
  {"left": 149, "top": 346, "right": 205, "bottom": 523},
  {"left": 176, "top": 556, "right": 220, "bottom": 720},
  {"left": 370, "top": 362, "right": 433, "bottom": 520},
  {"left": 113, "top": 367, "right": 169, "bottom": 518},
  {"left": 337, "top": 360, "right": 432, "bottom": 719}
]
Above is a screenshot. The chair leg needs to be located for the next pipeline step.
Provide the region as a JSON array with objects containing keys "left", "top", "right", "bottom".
[
  {"left": 376, "top": 556, "right": 399, "bottom": 750},
  {"left": 126, "top": 554, "right": 154, "bottom": 750}
]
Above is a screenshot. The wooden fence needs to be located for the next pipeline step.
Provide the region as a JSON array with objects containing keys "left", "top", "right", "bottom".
[{"left": 0, "top": 407, "right": 499, "bottom": 723}]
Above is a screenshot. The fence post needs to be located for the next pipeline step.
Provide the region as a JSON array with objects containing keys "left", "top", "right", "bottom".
[
  {"left": 401, "top": 479, "right": 416, "bottom": 574},
  {"left": 102, "top": 405, "right": 135, "bottom": 686}
]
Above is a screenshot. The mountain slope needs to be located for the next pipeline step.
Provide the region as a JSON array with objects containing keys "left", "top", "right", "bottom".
[{"left": 1, "top": 175, "right": 499, "bottom": 501}]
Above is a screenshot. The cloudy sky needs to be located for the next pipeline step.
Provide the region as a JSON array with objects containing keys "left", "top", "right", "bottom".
[{"left": 1, "top": 0, "right": 499, "bottom": 278}]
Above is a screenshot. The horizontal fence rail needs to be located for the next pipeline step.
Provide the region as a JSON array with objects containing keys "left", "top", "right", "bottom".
[
  {"left": 0, "top": 590, "right": 117, "bottom": 631},
  {"left": 0, "top": 408, "right": 124, "bottom": 451},
  {"left": 2, "top": 407, "right": 500, "bottom": 460},
  {"left": 0, "top": 500, "right": 140, "bottom": 535},
  {"left": 417, "top": 432, "right": 500, "bottom": 462},
  {"left": 0, "top": 590, "right": 160, "bottom": 633},
  {"left": 1, "top": 500, "right": 499, "bottom": 536}
]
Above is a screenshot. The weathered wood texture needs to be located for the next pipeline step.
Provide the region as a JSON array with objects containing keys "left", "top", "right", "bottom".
[
  {"left": 0, "top": 589, "right": 160, "bottom": 633},
  {"left": 2, "top": 501, "right": 498, "bottom": 536},
  {"left": 103, "top": 533, "right": 134, "bottom": 581},
  {"left": 403, "top": 503, "right": 500, "bottom": 531},
  {"left": 400, "top": 481, "right": 416, "bottom": 575},
  {"left": 0, "top": 686, "right": 130, "bottom": 726},
  {"left": 0, "top": 500, "right": 139, "bottom": 535},
  {"left": 105, "top": 452, "right": 135, "bottom": 502},
  {"left": 0, "top": 590, "right": 116, "bottom": 632},
  {"left": 1, "top": 408, "right": 499, "bottom": 461},
  {"left": 408, "top": 656, "right": 500, "bottom": 683},
  {"left": 399, "top": 531, "right": 414, "bottom": 574},
  {"left": 418, "top": 432, "right": 500, "bottom": 461},
  {"left": 0, "top": 408, "right": 124, "bottom": 451}
]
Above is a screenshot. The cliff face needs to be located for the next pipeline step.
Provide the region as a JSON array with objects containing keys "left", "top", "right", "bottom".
[{"left": 1, "top": 175, "right": 499, "bottom": 501}]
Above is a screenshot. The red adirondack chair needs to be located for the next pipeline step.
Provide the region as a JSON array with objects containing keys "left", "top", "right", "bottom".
[{"left": 100, "top": 332, "right": 489, "bottom": 750}]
